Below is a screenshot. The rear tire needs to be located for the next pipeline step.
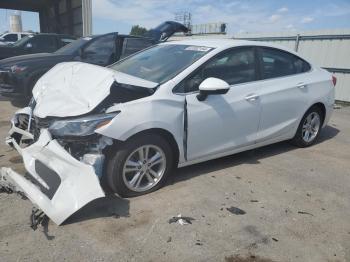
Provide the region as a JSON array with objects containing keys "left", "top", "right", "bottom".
[
  {"left": 291, "top": 106, "right": 323, "bottom": 147},
  {"left": 106, "top": 134, "right": 174, "bottom": 197}
]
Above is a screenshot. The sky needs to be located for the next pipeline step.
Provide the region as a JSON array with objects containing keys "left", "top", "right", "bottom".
[{"left": 1, "top": 0, "right": 350, "bottom": 35}]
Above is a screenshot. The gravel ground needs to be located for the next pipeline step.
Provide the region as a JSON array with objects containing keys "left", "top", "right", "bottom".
[{"left": 0, "top": 97, "right": 349, "bottom": 262}]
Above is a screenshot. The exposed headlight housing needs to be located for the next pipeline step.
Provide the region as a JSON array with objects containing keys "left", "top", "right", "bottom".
[{"left": 48, "top": 112, "right": 120, "bottom": 138}]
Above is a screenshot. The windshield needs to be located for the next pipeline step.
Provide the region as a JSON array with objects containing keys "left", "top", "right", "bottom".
[
  {"left": 55, "top": 37, "right": 91, "bottom": 55},
  {"left": 109, "top": 44, "right": 212, "bottom": 83}
]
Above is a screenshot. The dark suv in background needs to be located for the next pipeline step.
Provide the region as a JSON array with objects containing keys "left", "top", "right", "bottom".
[
  {"left": 0, "top": 21, "right": 188, "bottom": 100},
  {"left": 0, "top": 33, "right": 76, "bottom": 60}
]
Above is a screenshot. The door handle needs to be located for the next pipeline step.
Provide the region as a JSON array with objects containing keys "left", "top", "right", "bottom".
[
  {"left": 296, "top": 82, "right": 307, "bottom": 89},
  {"left": 245, "top": 94, "right": 259, "bottom": 101}
]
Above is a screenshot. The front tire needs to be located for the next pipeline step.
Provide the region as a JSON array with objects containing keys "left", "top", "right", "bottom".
[
  {"left": 291, "top": 106, "right": 323, "bottom": 147},
  {"left": 106, "top": 134, "right": 174, "bottom": 197}
]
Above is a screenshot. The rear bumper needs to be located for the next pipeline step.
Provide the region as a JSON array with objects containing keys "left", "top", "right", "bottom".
[
  {"left": 3, "top": 116, "right": 105, "bottom": 225},
  {"left": 323, "top": 103, "right": 334, "bottom": 127}
]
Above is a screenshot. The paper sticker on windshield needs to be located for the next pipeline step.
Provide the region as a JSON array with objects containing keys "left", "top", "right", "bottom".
[
  {"left": 185, "top": 46, "right": 211, "bottom": 52},
  {"left": 83, "top": 37, "right": 92, "bottom": 41}
]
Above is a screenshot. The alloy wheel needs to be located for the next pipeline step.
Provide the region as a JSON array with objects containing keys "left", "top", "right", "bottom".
[
  {"left": 302, "top": 112, "right": 321, "bottom": 143},
  {"left": 122, "top": 145, "right": 166, "bottom": 192}
]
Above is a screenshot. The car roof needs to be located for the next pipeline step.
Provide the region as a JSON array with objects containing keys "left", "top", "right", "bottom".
[{"left": 163, "top": 39, "right": 300, "bottom": 56}]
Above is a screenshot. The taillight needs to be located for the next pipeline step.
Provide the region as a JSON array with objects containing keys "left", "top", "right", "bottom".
[{"left": 332, "top": 75, "right": 337, "bottom": 86}]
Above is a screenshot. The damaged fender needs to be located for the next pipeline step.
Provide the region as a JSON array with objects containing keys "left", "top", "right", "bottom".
[{"left": 3, "top": 129, "right": 105, "bottom": 225}]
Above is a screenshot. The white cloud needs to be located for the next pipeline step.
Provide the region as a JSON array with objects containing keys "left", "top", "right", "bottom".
[
  {"left": 268, "top": 14, "right": 281, "bottom": 23},
  {"left": 301, "top": 17, "right": 314, "bottom": 24},
  {"left": 285, "top": 24, "right": 297, "bottom": 31},
  {"left": 91, "top": 0, "right": 343, "bottom": 35},
  {"left": 277, "top": 7, "right": 288, "bottom": 13}
]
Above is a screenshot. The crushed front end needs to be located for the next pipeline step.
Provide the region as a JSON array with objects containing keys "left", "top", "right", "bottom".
[{"left": 1, "top": 101, "right": 114, "bottom": 225}]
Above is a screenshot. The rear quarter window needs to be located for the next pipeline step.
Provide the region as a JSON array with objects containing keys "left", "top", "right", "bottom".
[{"left": 260, "top": 47, "right": 311, "bottom": 79}]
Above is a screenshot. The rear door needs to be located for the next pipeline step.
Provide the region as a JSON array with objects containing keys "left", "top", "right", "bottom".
[
  {"left": 183, "top": 47, "right": 261, "bottom": 161},
  {"left": 256, "top": 47, "right": 312, "bottom": 142}
]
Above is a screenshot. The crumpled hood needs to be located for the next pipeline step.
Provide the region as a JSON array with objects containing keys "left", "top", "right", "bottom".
[{"left": 32, "top": 62, "right": 158, "bottom": 118}]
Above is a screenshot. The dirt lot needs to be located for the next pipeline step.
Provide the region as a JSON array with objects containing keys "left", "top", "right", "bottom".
[{"left": 0, "top": 97, "right": 349, "bottom": 262}]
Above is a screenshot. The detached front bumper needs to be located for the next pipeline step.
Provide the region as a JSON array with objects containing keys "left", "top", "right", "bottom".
[{"left": 2, "top": 114, "right": 106, "bottom": 225}]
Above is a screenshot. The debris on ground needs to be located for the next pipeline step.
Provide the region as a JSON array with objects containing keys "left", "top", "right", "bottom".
[
  {"left": 225, "top": 254, "right": 276, "bottom": 262},
  {"left": 250, "top": 200, "right": 259, "bottom": 203},
  {"left": 30, "top": 208, "right": 48, "bottom": 230},
  {"left": 195, "top": 240, "right": 203, "bottom": 246},
  {"left": 298, "top": 211, "right": 314, "bottom": 216},
  {"left": 167, "top": 236, "right": 172, "bottom": 243},
  {"left": 41, "top": 216, "right": 55, "bottom": 241},
  {"left": 306, "top": 193, "right": 311, "bottom": 197},
  {"left": 226, "top": 206, "right": 246, "bottom": 215},
  {"left": 168, "top": 214, "right": 195, "bottom": 225},
  {"left": 0, "top": 168, "right": 27, "bottom": 199},
  {"left": 272, "top": 237, "right": 279, "bottom": 242}
]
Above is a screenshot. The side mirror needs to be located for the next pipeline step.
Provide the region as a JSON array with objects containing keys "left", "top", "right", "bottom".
[
  {"left": 25, "top": 43, "right": 32, "bottom": 49},
  {"left": 197, "top": 77, "right": 230, "bottom": 101}
]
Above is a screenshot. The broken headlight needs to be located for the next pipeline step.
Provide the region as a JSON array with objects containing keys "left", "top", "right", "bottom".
[{"left": 48, "top": 112, "right": 119, "bottom": 138}]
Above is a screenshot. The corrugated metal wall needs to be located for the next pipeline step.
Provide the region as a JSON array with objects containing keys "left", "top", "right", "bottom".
[{"left": 235, "top": 29, "right": 350, "bottom": 102}]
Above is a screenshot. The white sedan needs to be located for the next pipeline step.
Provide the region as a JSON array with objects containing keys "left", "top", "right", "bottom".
[{"left": 2, "top": 39, "right": 335, "bottom": 225}]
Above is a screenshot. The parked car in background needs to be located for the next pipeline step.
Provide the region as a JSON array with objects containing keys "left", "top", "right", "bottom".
[
  {"left": 3, "top": 39, "right": 335, "bottom": 225},
  {"left": 0, "top": 21, "right": 188, "bottom": 99},
  {"left": 0, "top": 33, "right": 76, "bottom": 60},
  {"left": 0, "top": 32, "right": 33, "bottom": 46}
]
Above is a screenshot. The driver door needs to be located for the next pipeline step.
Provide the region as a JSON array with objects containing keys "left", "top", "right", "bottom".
[{"left": 183, "top": 47, "right": 262, "bottom": 161}]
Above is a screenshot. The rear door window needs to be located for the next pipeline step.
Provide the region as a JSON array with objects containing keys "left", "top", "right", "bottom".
[
  {"left": 121, "top": 38, "right": 154, "bottom": 59},
  {"left": 259, "top": 47, "right": 311, "bottom": 79}
]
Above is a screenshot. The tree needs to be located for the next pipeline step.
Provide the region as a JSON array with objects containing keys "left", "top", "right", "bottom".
[{"left": 130, "top": 25, "right": 147, "bottom": 36}]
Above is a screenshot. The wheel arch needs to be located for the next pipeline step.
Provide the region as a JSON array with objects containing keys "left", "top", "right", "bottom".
[
  {"left": 108, "top": 128, "right": 180, "bottom": 167},
  {"left": 307, "top": 102, "right": 326, "bottom": 125}
]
